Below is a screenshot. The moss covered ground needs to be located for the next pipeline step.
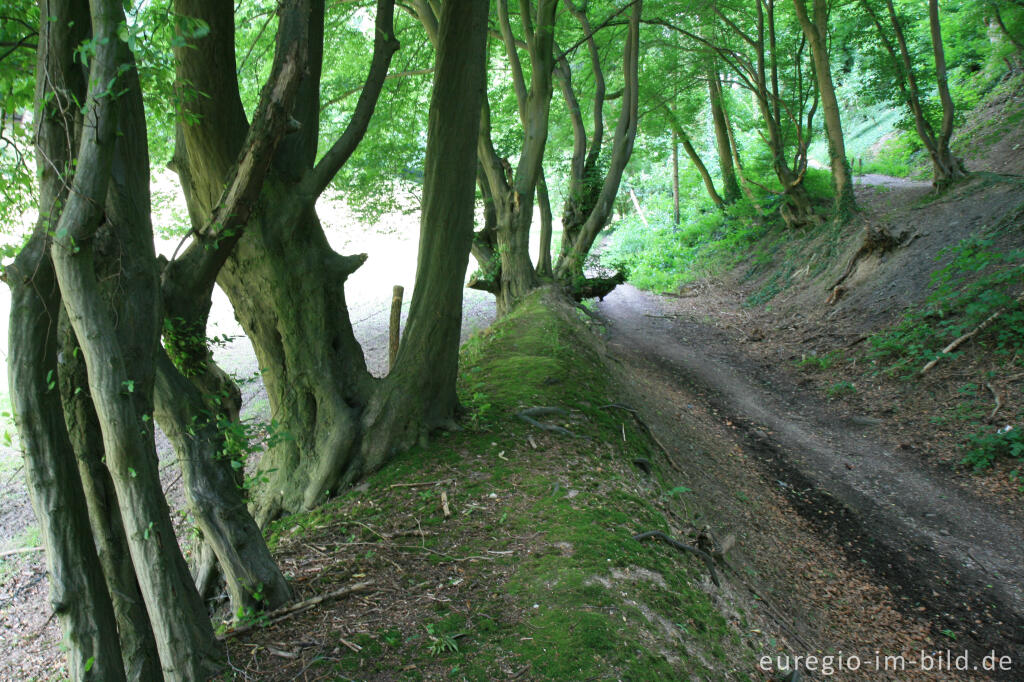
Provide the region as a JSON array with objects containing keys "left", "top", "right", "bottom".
[{"left": 225, "top": 288, "right": 758, "bottom": 680}]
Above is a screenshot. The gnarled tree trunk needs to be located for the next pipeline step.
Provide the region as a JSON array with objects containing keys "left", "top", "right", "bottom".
[{"left": 554, "top": 1, "right": 642, "bottom": 289}]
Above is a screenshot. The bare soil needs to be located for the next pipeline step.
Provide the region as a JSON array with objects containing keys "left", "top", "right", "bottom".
[{"left": 590, "top": 168, "right": 1024, "bottom": 678}]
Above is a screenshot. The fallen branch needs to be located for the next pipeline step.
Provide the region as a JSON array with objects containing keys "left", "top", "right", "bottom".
[
  {"left": 516, "top": 407, "right": 574, "bottom": 436},
  {"left": 986, "top": 382, "right": 1002, "bottom": 421},
  {"left": 920, "top": 291, "right": 1024, "bottom": 374},
  {"left": 633, "top": 530, "right": 720, "bottom": 586},
  {"left": 0, "top": 546, "right": 44, "bottom": 559},
  {"left": 220, "top": 580, "right": 375, "bottom": 639},
  {"left": 395, "top": 545, "right": 493, "bottom": 563},
  {"left": 389, "top": 478, "right": 454, "bottom": 489}
]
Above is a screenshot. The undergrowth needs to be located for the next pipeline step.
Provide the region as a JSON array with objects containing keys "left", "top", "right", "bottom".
[{"left": 867, "top": 233, "right": 1024, "bottom": 378}]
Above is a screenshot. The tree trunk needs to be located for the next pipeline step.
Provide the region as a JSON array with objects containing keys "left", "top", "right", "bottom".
[
  {"left": 708, "top": 67, "right": 742, "bottom": 204},
  {"left": 153, "top": 351, "right": 292, "bottom": 614},
  {"left": 46, "top": 2, "right": 222, "bottom": 677},
  {"left": 793, "top": 0, "right": 856, "bottom": 214},
  {"left": 8, "top": 234, "right": 126, "bottom": 682},
  {"left": 555, "top": 1, "right": 641, "bottom": 285},
  {"left": 167, "top": 0, "right": 399, "bottom": 521},
  {"left": 58, "top": 315, "right": 162, "bottom": 680},
  {"left": 928, "top": 0, "right": 968, "bottom": 189},
  {"left": 755, "top": 0, "right": 817, "bottom": 227},
  {"left": 537, "top": 171, "right": 554, "bottom": 277},
  {"left": 358, "top": 0, "right": 489, "bottom": 468},
  {"left": 671, "top": 131, "right": 681, "bottom": 224},
  {"left": 676, "top": 123, "right": 724, "bottom": 208},
  {"left": 869, "top": 0, "right": 967, "bottom": 191}
]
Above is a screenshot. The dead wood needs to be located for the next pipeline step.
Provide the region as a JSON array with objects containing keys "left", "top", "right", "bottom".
[
  {"left": 219, "top": 580, "right": 375, "bottom": 639},
  {"left": 829, "top": 223, "right": 901, "bottom": 292},
  {"left": 920, "top": 290, "right": 1024, "bottom": 374}
]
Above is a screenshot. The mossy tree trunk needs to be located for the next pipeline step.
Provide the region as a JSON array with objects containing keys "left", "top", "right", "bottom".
[
  {"left": 37, "top": 0, "right": 223, "bottom": 677},
  {"left": 168, "top": 0, "right": 486, "bottom": 521},
  {"left": 58, "top": 314, "right": 162, "bottom": 680},
  {"left": 359, "top": 0, "right": 490, "bottom": 468}
]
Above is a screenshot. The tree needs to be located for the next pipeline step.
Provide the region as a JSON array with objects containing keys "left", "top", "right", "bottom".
[
  {"left": 792, "top": 0, "right": 857, "bottom": 213},
  {"left": 860, "top": 0, "right": 968, "bottom": 190},
  {"left": 163, "top": 0, "right": 496, "bottom": 522},
  {"left": 655, "top": 0, "right": 822, "bottom": 227},
  {"left": 552, "top": 0, "right": 642, "bottom": 294},
  {"left": 10, "top": 0, "right": 223, "bottom": 677},
  {"left": 445, "top": 0, "right": 560, "bottom": 313}
]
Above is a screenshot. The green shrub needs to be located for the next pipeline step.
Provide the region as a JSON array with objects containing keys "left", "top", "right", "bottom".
[
  {"left": 868, "top": 236, "right": 1024, "bottom": 376},
  {"left": 962, "top": 426, "right": 1024, "bottom": 471}
]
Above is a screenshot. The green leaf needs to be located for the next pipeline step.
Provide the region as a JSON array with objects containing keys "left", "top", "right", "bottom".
[{"left": 84, "top": 657, "right": 95, "bottom": 672}]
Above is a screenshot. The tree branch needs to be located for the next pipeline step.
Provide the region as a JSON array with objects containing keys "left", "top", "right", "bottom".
[{"left": 304, "top": 0, "right": 399, "bottom": 196}]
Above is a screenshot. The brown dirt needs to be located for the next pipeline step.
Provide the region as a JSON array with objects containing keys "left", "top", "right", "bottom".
[{"left": 590, "top": 168, "right": 1024, "bottom": 678}]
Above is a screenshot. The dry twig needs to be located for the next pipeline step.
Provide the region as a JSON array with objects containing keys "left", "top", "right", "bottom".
[{"left": 219, "top": 580, "right": 375, "bottom": 639}]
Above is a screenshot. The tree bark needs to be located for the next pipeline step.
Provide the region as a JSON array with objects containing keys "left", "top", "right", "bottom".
[
  {"left": 928, "top": 0, "right": 967, "bottom": 189},
  {"left": 58, "top": 315, "right": 162, "bottom": 680},
  {"left": 358, "top": 0, "right": 489, "bottom": 470},
  {"left": 8, "top": 236, "right": 126, "bottom": 682},
  {"left": 792, "top": 0, "right": 856, "bottom": 214},
  {"left": 153, "top": 351, "right": 292, "bottom": 614},
  {"left": 708, "top": 67, "right": 742, "bottom": 204},
  {"left": 671, "top": 130, "right": 681, "bottom": 224},
  {"left": 537, "top": 171, "right": 554, "bottom": 277},
  {"left": 46, "top": 1, "right": 222, "bottom": 677}
]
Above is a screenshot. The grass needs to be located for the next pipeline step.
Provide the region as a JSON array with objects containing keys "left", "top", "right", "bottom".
[{"left": 251, "top": 288, "right": 753, "bottom": 680}]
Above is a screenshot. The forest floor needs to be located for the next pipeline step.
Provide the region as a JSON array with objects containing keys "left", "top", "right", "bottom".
[
  {"left": 591, "top": 159, "right": 1024, "bottom": 678},
  {"left": 0, "top": 214, "right": 497, "bottom": 681}
]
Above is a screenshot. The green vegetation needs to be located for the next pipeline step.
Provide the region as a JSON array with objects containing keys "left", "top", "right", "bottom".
[
  {"left": 603, "top": 198, "right": 766, "bottom": 292},
  {"left": 258, "top": 290, "right": 751, "bottom": 679},
  {"left": 963, "top": 426, "right": 1024, "bottom": 472},
  {"left": 868, "top": 234, "right": 1024, "bottom": 377}
]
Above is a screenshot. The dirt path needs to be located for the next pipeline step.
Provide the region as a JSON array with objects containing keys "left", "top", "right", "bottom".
[{"left": 598, "top": 284, "right": 1024, "bottom": 669}]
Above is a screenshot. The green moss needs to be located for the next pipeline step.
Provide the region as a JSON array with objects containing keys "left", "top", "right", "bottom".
[{"left": 254, "top": 289, "right": 749, "bottom": 679}]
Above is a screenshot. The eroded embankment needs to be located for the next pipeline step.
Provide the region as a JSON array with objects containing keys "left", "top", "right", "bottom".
[{"left": 599, "top": 283, "right": 1024, "bottom": 679}]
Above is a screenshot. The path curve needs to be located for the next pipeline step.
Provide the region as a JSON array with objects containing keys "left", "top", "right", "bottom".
[{"left": 599, "top": 284, "right": 1024, "bottom": 665}]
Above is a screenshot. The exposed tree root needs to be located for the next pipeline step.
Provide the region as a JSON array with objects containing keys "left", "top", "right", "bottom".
[
  {"left": 827, "top": 223, "right": 902, "bottom": 300},
  {"left": 632, "top": 530, "right": 720, "bottom": 586},
  {"left": 569, "top": 272, "right": 627, "bottom": 301},
  {"left": 516, "top": 407, "right": 575, "bottom": 436}
]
